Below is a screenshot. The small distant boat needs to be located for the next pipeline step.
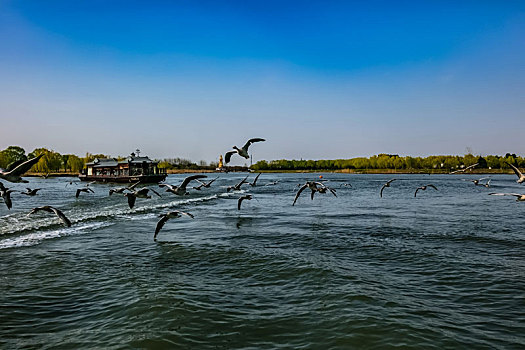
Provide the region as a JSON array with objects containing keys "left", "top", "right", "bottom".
[{"left": 79, "top": 151, "right": 167, "bottom": 183}]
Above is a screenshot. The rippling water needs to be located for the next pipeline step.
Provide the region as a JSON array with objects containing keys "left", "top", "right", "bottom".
[{"left": 1, "top": 173, "right": 523, "bottom": 349}]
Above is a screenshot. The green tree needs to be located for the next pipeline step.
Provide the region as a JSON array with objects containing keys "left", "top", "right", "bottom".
[
  {"left": 0, "top": 146, "right": 27, "bottom": 169},
  {"left": 66, "top": 154, "right": 85, "bottom": 172}
]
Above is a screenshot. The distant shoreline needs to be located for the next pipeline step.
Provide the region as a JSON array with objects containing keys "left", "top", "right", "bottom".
[{"left": 24, "top": 168, "right": 516, "bottom": 177}]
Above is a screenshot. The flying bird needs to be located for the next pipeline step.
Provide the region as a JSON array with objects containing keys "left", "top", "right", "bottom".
[
  {"left": 505, "top": 162, "right": 525, "bottom": 184},
  {"left": 380, "top": 179, "right": 396, "bottom": 198},
  {"left": 489, "top": 193, "right": 525, "bottom": 201},
  {"left": 482, "top": 179, "right": 492, "bottom": 188},
  {"left": 293, "top": 181, "right": 336, "bottom": 206},
  {"left": 224, "top": 138, "right": 265, "bottom": 164},
  {"left": 21, "top": 188, "right": 41, "bottom": 196},
  {"left": 227, "top": 174, "right": 250, "bottom": 192},
  {"left": 28, "top": 206, "right": 72, "bottom": 227},
  {"left": 124, "top": 187, "right": 162, "bottom": 209},
  {"left": 316, "top": 183, "right": 337, "bottom": 196},
  {"left": 76, "top": 187, "right": 94, "bottom": 198},
  {"left": 238, "top": 194, "right": 253, "bottom": 210},
  {"left": 414, "top": 184, "right": 438, "bottom": 197},
  {"left": 109, "top": 181, "right": 140, "bottom": 196},
  {"left": 160, "top": 174, "right": 207, "bottom": 195},
  {"left": 154, "top": 211, "right": 194, "bottom": 240},
  {"left": 449, "top": 163, "right": 478, "bottom": 174},
  {"left": 0, "top": 154, "right": 43, "bottom": 183},
  {"left": 1, "top": 188, "right": 15, "bottom": 210},
  {"left": 463, "top": 177, "right": 489, "bottom": 186},
  {"left": 248, "top": 173, "right": 261, "bottom": 187},
  {"left": 193, "top": 177, "right": 218, "bottom": 190}
]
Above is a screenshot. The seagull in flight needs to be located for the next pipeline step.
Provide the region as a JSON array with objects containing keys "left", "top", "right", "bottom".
[
  {"left": 449, "top": 163, "right": 478, "bottom": 174},
  {"left": 293, "top": 181, "right": 336, "bottom": 206},
  {"left": 28, "top": 206, "right": 72, "bottom": 227},
  {"left": 482, "top": 179, "right": 492, "bottom": 188},
  {"left": 506, "top": 162, "right": 525, "bottom": 184},
  {"left": 414, "top": 184, "right": 438, "bottom": 197},
  {"left": 238, "top": 194, "right": 253, "bottom": 210},
  {"left": 160, "top": 174, "right": 207, "bottom": 195},
  {"left": 227, "top": 174, "right": 250, "bottom": 192},
  {"left": 76, "top": 187, "right": 94, "bottom": 198},
  {"left": 463, "top": 177, "right": 489, "bottom": 186},
  {"left": 0, "top": 154, "right": 43, "bottom": 183},
  {"left": 489, "top": 193, "right": 525, "bottom": 201},
  {"left": 193, "top": 177, "right": 218, "bottom": 190},
  {"left": 380, "top": 179, "right": 396, "bottom": 198},
  {"left": 109, "top": 181, "right": 140, "bottom": 196},
  {"left": 21, "top": 188, "right": 41, "bottom": 196},
  {"left": 224, "top": 138, "right": 265, "bottom": 164},
  {"left": 248, "top": 173, "right": 261, "bottom": 187},
  {"left": 124, "top": 187, "right": 162, "bottom": 209},
  {"left": 154, "top": 211, "right": 194, "bottom": 241},
  {"left": 0, "top": 184, "right": 15, "bottom": 210}
]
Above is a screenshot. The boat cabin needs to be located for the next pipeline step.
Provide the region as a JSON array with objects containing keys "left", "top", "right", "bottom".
[{"left": 79, "top": 152, "right": 167, "bottom": 183}]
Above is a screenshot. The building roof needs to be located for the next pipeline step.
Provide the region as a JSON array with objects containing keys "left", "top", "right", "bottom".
[
  {"left": 86, "top": 155, "right": 158, "bottom": 168},
  {"left": 123, "top": 156, "right": 157, "bottom": 164},
  {"left": 86, "top": 158, "right": 119, "bottom": 168}
]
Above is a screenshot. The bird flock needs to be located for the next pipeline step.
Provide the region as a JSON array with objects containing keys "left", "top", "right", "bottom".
[{"left": 1, "top": 143, "right": 525, "bottom": 241}]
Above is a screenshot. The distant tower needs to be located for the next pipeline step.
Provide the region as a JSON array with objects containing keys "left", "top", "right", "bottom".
[
  {"left": 218, "top": 155, "right": 223, "bottom": 168},
  {"left": 135, "top": 149, "right": 141, "bottom": 157}
]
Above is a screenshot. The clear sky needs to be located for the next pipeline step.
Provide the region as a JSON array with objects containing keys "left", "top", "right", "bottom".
[{"left": 1, "top": 0, "right": 524, "bottom": 164}]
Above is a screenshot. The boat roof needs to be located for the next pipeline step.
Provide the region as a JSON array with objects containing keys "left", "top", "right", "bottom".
[{"left": 86, "top": 155, "right": 158, "bottom": 168}]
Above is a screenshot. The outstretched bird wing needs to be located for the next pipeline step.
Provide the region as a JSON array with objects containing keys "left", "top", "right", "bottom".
[
  {"left": 380, "top": 184, "right": 386, "bottom": 198},
  {"left": 180, "top": 211, "right": 194, "bottom": 218},
  {"left": 50, "top": 207, "right": 72, "bottom": 227},
  {"left": 207, "top": 177, "right": 219, "bottom": 186},
  {"left": 250, "top": 173, "right": 261, "bottom": 186},
  {"left": 128, "top": 181, "right": 141, "bottom": 190},
  {"left": 237, "top": 195, "right": 251, "bottom": 210},
  {"left": 75, "top": 189, "right": 82, "bottom": 198},
  {"left": 154, "top": 215, "right": 170, "bottom": 240},
  {"left": 6, "top": 159, "right": 27, "bottom": 172},
  {"left": 238, "top": 174, "right": 250, "bottom": 187},
  {"left": 3, "top": 154, "right": 43, "bottom": 176},
  {"left": 414, "top": 188, "right": 421, "bottom": 197},
  {"left": 2, "top": 191, "right": 13, "bottom": 210},
  {"left": 224, "top": 151, "right": 235, "bottom": 164},
  {"left": 293, "top": 184, "right": 308, "bottom": 206},
  {"left": 149, "top": 188, "right": 162, "bottom": 197},
  {"left": 243, "top": 138, "right": 266, "bottom": 151},
  {"left": 506, "top": 162, "right": 524, "bottom": 179},
  {"left": 127, "top": 194, "right": 136, "bottom": 209},
  {"left": 180, "top": 174, "right": 208, "bottom": 188},
  {"left": 489, "top": 193, "right": 522, "bottom": 197},
  {"left": 159, "top": 183, "right": 175, "bottom": 191},
  {"left": 427, "top": 184, "right": 438, "bottom": 190}
]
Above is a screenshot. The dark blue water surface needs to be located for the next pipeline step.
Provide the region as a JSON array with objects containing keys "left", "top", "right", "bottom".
[{"left": 1, "top": 173, "right": 524, "bottom": 349}]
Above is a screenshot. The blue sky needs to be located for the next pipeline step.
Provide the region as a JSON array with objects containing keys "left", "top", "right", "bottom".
[{"left": 0, "top": 1, "right": 524, "bottom": 164}]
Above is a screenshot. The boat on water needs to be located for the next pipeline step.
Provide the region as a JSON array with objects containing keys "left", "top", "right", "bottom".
[{"left": 79, "top": 152, "right": 167, "bottom": 183}]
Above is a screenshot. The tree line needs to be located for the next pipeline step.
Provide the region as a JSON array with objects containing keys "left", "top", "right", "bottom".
[
  {"left": 1, "top": 146, "right": 523, "bottom": 173},
  {"left": 0, "top": 146, "right": 218, "bottom": 173},
  {"left": 0, "top": 146, "right": 111, "bottom": 173},
  {"left": 251, "top": 153, "right": 525, "bottom": 172}
]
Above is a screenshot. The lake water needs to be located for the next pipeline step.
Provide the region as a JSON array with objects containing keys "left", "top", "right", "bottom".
[{"left": 1, "top": 173, "right": 523, "bottom": 349}]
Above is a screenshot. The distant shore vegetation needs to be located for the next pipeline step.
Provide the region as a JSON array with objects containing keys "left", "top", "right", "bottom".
[
  {"left": 252, "top": 153, "right": 525, "bottom": 172},
  {"left": 0, "top": 146, "right": 523, "bottom": 174},
  {"left": 0, "top": 146, "right": 217, "bottom": 174}
]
